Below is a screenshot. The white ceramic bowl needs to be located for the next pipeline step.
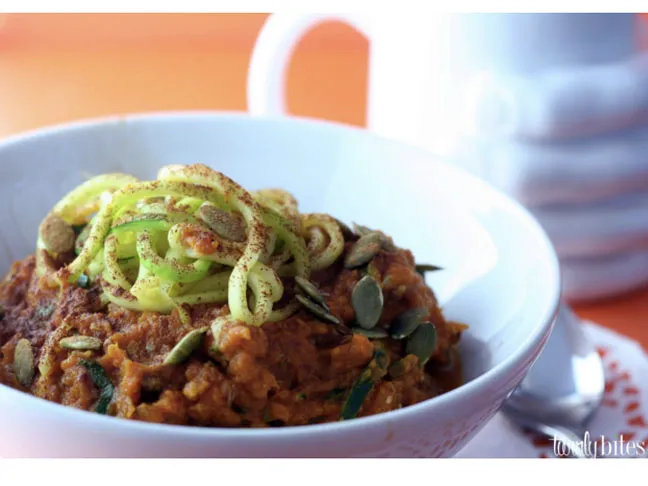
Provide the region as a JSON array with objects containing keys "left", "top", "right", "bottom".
[{"left": 0, "top": 112, "right": 560, "bottom": 458}]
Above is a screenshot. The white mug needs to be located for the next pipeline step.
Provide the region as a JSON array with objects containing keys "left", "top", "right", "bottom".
[
  {"left": 247, "top": 13, "right": 647, "bottom": 158},
  {"left": 248, "top": 13, "right": 648, "bottom": 302}
]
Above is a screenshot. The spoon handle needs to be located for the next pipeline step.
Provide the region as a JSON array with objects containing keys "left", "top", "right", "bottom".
[
  {"left": 527, "top": 422, "right": 591, "bottom": 458},
  {"left": 504, "top": 410, "right": 602, "bottom": 458}
]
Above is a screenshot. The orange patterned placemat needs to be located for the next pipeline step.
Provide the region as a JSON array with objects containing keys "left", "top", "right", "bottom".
[{"left": 456, "top": 322, "right": 648, "bottom": 458}]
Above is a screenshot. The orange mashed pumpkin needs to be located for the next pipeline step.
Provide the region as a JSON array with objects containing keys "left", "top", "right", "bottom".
[{"left": 0, "top": 244, "right": 465, "bottom": 427}]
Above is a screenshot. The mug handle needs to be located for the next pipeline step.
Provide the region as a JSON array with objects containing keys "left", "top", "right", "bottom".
[{"left": 247, "top": 13, "right": 372, "bottom": 116}]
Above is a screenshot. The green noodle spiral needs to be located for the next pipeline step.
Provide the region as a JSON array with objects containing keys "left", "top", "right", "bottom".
[{"left": 35, "top": 164, "right": 346, "bottom": 327}]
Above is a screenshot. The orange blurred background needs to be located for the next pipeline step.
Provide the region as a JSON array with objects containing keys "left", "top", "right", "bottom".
[
  {"left": 2, "top": 13, "right": 648, "bottom": 137},
  {"left": 0, "top": 13, "right": 368, "bottom": 137}
]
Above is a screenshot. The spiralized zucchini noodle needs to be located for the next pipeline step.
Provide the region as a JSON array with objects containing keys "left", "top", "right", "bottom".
[{"left": 36, "top": 164, "right": 345, "bottom": 327}]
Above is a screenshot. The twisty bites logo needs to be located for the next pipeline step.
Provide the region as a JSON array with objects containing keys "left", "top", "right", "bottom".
[{"left": 552, "top": 431, "right": 646, "bottom": 458}]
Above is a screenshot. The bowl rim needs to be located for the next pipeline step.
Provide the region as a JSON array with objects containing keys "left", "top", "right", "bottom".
[{"left": 0, "top": 110, "right": 562, "bottom": 439}]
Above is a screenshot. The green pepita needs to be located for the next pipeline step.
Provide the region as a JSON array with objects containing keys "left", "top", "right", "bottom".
[
  {"left": 164, "top": 327, "right": 208, "bottom": 365},
  {"left": 59, "top": 335, "right": 103, "bottom": 351},
  {"left": 405, "top": 322, "right": 438, "bottom": 366},
  {"left": 415, "top": 264, "right": 443, "bottom": 276},
  {"left": 389, "top": 307, "right": 428, "bottom": 340},
  {"left": 374, "top": 232, "right": 396, "bottom": 252},
  {"left": 39, "top": 213, "right": 76, "bottom": 255},
  {"left": 374, "top": 348, "right": 389, "bottom": 370},
  {"left": 352, "top": 275, "right": 384, "bottom": 330},
  {"left": 197, "top": 204, "right": 246, "bottom": 242},
  {"left": 294, "top": 276, "right": 329, "bottom": 310},
  {"left": 351, "top": 327, "right": 388, "bottom": 339},
  {"left": 296, "top": 294, "right": 341, "bottom": 326},
  {"left": 379, "top": 235, "right": 397, "bottom": 252},
  {"left": 80, "top": 360, "right": 114, "bottom": 414},
  {"left": 13, "top": 338, "right": 34, "bottom": 388},
  {"left": 353, "top": 224, "right": 396, "bottom": 252},
  {"left": 352, "top": 223, "right": 373, "bottom": 237},
  {"left": 340, "top": 344, "right": 389, "bottom": 420},
  {"left": 344, "top": 232, "right": 381, "bottom": 269},
  {"left": 334, "top": 218, "right": 356, "bottom": 241}
]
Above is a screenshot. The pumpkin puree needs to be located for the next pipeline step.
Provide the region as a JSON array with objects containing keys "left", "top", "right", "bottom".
[{"left": 0, "top": 244, "right": 465, "bottom": 427}]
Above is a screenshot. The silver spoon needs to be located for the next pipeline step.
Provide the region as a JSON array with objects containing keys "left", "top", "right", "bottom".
[{"left": 501, "top": 302, "right": 605, "bottom": 458}]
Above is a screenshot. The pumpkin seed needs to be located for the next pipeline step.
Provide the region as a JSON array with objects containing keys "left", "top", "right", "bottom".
[
  {"left": 405, "top": 322, "right": 438, "bottom": 366},
  {"left": 59, "top": 335, "right": 103, "bottom": 351},
  {"left": 340, "top": 344, "right": 389, "bottom": 420},
  {"left": 379, "top": 234, "right": 397, "bottom": 252},
  {"left": 344, "top": 232, "right": 381, "bottom": 269},
  {"left": 80, "top": 360, "right": 113, "bottom": 415},
  {"left": 352, "top": 223, "right": 373, "bottom": 237},
  {"left": 295, "top": 276, "right": 329, "bottom": 310},
  {"left": 389, "top": 307, "right": 428, "bottom": 340},
  {"left": 352, "top": 275, "right": 384, "bottom": 330},
  {"left": 296, "top": 294, "right": 340, "bottom": 325},
  {"left": 353, "top": 224, "right": 396, "bottom": 252},
  {"left": 13, "top": 339, "right": 34, "bottom": 388},
  {"left": 163, "top": 327, "right": 208, "bottom": 365},
  {"left": 372, "top": 231, "right": 396, "bottom": 252},
  {"left": 336, "top": 324, "right": 353, "bottom": 336},
  {"left": 334, "top": 218, "right": 356, "bottom": 241},
  {"left": 351, "top": 327, "right": 388, "bottom": 339},
  {"left": 374, "top": 348, "right": 389, "bottom": 370},
  {"left": 387, "top": 359, "right": 411, "bottom": 378},
  {"left": 415, "top": 264, "right": 443, "bottom": 276},
  {"left": 39, "top": 213, "right": 76, "bottom": 254},
  {"left": 197, "top": 204, "right": 246, "bottom": 242}
]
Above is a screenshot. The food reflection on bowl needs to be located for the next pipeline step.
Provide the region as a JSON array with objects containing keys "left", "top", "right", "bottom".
[
  {"left": 1, "top": 163, "right": 467, "bottom": 428},
  {"left": 0, "top": 113, "right": 560, "bottom": 458}
]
